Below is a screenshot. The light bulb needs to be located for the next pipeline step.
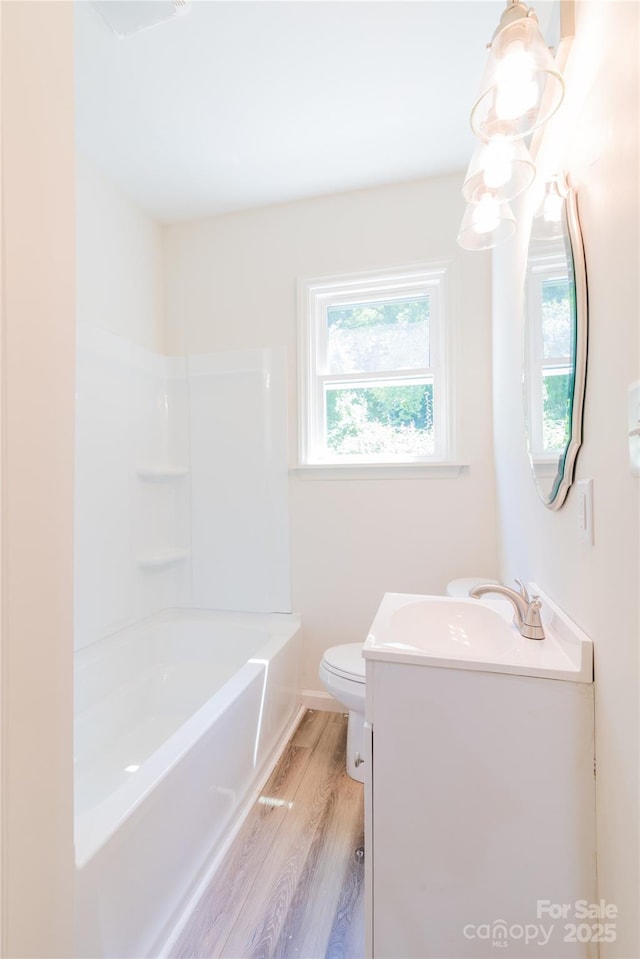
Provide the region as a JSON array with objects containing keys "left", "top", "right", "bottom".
[
  {"left": 458, "top": 198, "right": 516, "bottom": 250},
  {"left": 495, "top": 78, "right": 538, "bottom": 120},
  {"left": 531, "top": 175, "right": 567, "bottom": 241},
  {"left": 543, "top": 189, "right": 563, "bottom": 222},
  {"left": 472, "top": 194, "right": 500, "bottom": 235},
  {"left": 494, "top": 39, "right": 538, "bottom": 121},
  {"left": 482, "top": 137, "right": 514, "bottom": 189},
  {"left": 495, "top": 40, "right": 534, "bottom": 86}
]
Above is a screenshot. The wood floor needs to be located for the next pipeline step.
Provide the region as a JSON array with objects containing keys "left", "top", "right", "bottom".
[{"left": 171, "top": 710, "right": 365, "bottom": 959}]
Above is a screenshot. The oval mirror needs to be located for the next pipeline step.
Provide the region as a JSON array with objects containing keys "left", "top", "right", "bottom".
[{"left": 523, "top": 174, "right": 588, "bottom": 509}]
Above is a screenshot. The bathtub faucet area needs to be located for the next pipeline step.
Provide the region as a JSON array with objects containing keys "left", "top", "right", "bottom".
[{"left": 469, "top": 579, "right": 546, "bottom": 640}]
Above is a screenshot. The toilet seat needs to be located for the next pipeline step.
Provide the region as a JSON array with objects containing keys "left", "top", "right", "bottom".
[{"left": 321, "top": 643, "right": 365, "bottom": 684}]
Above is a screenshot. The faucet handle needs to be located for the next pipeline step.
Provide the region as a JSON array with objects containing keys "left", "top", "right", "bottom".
[
  {"left": 522, "top": 595, "right": 545, "bottom": 639},
  {"left": 514, "top": 578, "right": 530, "bottom": 603}
]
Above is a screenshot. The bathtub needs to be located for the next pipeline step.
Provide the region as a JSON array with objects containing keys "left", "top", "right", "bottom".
[{"left": 74, "top": 608, "right": 301, "bottom": 959}]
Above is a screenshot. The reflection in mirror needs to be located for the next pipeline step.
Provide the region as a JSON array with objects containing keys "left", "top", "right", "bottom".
[{"left": 523, "top": 176, "right": 588, "bottom": 509}]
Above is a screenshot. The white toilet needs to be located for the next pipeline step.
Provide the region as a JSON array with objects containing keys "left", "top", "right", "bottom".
[
  {"left": 319, "top": 577, "right": 499, "bottom": 783},
  {"left": 444, "top": 576, "right": 499, "bottom": 598},
  {"left": 319, "top": 643, "right": 367, "bottom": 782}
]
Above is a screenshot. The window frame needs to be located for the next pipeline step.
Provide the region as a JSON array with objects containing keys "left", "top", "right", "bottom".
[
  {"left": 297, "top": 265, "right": 453, "bottom": 468},
  {"left": 525, "top": 251, "right": 574, "bottom": 461}
]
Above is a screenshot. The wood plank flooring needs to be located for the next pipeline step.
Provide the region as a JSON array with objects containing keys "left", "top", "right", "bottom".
[{"left": 172, "top": 711, "right": 365, "bottom": 959}]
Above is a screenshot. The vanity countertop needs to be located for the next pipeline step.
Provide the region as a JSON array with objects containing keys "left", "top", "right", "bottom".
[{"left": 363, "top": 585, "right": 593, "bottom": 683}]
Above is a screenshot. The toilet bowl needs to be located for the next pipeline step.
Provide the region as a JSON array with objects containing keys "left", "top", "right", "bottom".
[
  {"left": 319, "top": 643, "right": 366, "bottom": 783},
  {"left": 319, "top": 577, "right": 499, "bottom": 783}
]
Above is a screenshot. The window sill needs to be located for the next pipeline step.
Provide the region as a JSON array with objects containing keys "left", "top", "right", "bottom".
[{"left": 290, "top": 462, "right": 469, "bottom": 481}]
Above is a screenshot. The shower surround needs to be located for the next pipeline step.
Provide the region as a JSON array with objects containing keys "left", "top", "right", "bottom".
[
  {"left": 74, "top": 326, "right": 291, "bottom": 647},
  {"left": 74, "top": 326, "right": 297, "bottom": 957}
]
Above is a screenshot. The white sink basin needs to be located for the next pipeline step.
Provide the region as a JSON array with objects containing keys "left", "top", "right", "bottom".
[
  {"left": 364, "top": 589, "right": 593, "bottom": 682},
  {"left": 389, "top": 599, "right": 517, "bottom": 659}
]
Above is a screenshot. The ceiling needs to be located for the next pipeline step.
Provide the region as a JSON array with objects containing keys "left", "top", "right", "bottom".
[{"left": 75, "top": 1, "right": 559, "bottom": 224}]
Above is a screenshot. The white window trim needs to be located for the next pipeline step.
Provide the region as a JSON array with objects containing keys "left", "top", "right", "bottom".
[{"left": 297, "top": 264, "right": 455, "bottom": 470}]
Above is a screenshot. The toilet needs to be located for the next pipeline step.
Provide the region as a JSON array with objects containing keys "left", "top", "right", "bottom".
[
  {"left": 319, "top": 643, "right": 367, "bottom": 782},
  {"left": 319, "top": 577, "right": 499, "bottom": 783},
  {"left": 444, "top": 576, "right": 499, "bottom": 598}
]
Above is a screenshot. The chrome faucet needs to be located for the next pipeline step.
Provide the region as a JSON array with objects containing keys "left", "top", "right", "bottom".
[{"left": 469, "top": 579, "right": 545, "bottom": 640}]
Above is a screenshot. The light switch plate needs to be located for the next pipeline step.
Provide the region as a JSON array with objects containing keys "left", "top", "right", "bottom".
[
  {"left": 628, "top": 382, "right": 640, "bottom": 477},
  {"left": 576, "top": 479, "right": 594, "bottom": 545}
]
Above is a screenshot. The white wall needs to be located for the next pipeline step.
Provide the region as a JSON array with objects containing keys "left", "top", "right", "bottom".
[
  {"left": 1, "top": 3, "right": 75, "bottom": 955},
  {"left": 164, "top": 174, "right": 499, "bottom": 690},
  {"left": 76, "top": 152, "right": 165, "bottom": 352},
  {"left": 492, "top": 2, "right": 639, "bottom": 954},
  {"left": 75, "top": 156, "right": 185, "bottom": 648}
]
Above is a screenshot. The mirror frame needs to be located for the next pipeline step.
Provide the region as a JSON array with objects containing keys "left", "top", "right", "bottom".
[{"left": 524, "top": 176, "right": 588, "bottom": 510}]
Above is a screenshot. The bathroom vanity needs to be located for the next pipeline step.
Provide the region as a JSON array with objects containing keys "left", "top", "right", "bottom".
[{"left": 363, "top": 590, "right": 596, "bottom": 959}]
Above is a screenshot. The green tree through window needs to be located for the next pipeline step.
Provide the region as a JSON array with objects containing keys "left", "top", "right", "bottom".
[{"left": 300, "top": 266, "right": 449, "bottom": 464}]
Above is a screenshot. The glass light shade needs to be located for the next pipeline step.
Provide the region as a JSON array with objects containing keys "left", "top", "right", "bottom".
[
  {"left": 457, "top": 194, "right": 517, "bottom": 251},
  {"left": 531, "top": 175, "right": 567, "bottom": 240},
  {"left": 470, "top": 12, "right": 564, "bottom": 141},
  {"left": 463, "top": 135, "right": 536, "bottom": 204}
]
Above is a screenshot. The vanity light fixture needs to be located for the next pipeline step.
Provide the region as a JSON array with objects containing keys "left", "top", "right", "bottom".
[
  {"left": 457, "top": 193, "right": 516, "bottom": 252},
  {"left": 530, "top": 173, "right": 566, "bottom": 240},
  {"left": 462, "top": 134, "right": 536, "bottom": 205},
  {"left": 470, "top": 1, "right": 564, "bottom": 142},
  {"left": 457, "top": 0, "right": 567, "bottom": 252}
]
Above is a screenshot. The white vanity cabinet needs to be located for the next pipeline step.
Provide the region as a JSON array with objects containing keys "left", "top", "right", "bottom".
[{"left": 363, "top": 592, "right": 596, "bottom": 959}]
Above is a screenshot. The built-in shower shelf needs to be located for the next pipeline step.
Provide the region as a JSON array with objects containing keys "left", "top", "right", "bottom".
[
  {"left": 136, "top": 466, "right": 189, "bottom": 482},
  {"left": 137, "top": 548, "right": 189, "bottom": 570}
]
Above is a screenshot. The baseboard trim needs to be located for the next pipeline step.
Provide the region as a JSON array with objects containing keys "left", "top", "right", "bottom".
[{"left": 300, "top": 688, "right": 344, "bottom": 713}]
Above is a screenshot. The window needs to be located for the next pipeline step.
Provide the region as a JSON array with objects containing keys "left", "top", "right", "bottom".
[
  {"left": 525, "top": 249, "right": 575, "bottom": 461},
  {"left": 298, "top": 266, "right": 451, "bottom": 466}
]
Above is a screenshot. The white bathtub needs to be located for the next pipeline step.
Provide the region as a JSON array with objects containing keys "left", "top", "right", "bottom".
[{"left": 74, "top": 608, "right": 301, "bottom": 959}]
